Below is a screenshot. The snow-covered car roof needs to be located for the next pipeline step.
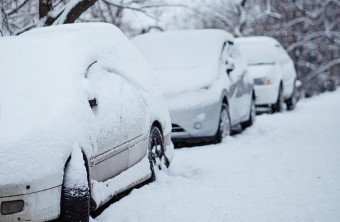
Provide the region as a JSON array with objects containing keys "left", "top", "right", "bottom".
[
  {"left": 132, "top": 29, "right": 234, "bottom": 95},
  {"left": 235, "top": 36, "right": 282, "bottom": 65},
  {"left": 0, "top": 23, "right": 164, "bottom": 188},
  {"left": 235, "top": 36, "right": 280, "bottom": 44}
]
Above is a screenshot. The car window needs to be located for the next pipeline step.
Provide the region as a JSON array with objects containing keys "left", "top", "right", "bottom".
[{"left": 221, "top": 41, "right": 236, "bottom": 65}]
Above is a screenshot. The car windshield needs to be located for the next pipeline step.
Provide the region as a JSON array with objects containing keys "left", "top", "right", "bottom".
[
  {"left": 237, "top": 42, "right": 276, "bottom": 65},
  {"left": 133, "top": 30, "right": 232, "bottom": 94},
  {"left": 133, "top": 30, "right": 234, "bottom": 72},
  {"left": 136, "top": 40, "right": 216, "bottom": 71}
]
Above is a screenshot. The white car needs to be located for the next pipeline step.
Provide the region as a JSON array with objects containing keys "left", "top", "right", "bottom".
[
  {"left": 133, "top": 30, "right": 255, "bottom": 144},
  {"left": 0, "top": 23, "right": 173, "bottom": 222},
  {"left": 235, "top": 36, "right": 298, "bottom": 112}
]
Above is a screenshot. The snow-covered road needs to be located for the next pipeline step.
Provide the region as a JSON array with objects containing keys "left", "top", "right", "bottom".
[{"left": 94, "top": 90, "right": 340, "bottom": 222}]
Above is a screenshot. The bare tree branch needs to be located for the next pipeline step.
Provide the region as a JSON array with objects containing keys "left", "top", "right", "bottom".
[
  {"left": 62, "top": 0, "right": 97, "bottom": 24},
  {"left": 313, "top": 58, "right": 340, "bottom": 75},
  {"left": 287, "top": 31, "right": 340, "bottom": 52},
  {"left": 7, "top": 0, "right": 30, "bottom": 16}
]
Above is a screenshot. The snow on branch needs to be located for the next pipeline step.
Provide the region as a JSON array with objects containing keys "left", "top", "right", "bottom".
[
  {"left": 287, "top": 31, "right": 340, "bottom": 52},
  {"left": 314, "top": 58, "right": 340, "bottom": 75},
  {"left": 101, "top": 0, "right": 185, "bottom": 20}
]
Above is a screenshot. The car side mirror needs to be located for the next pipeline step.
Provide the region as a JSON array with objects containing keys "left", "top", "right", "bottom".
[
  {"left": 226, "top": 58, "right": 235, "bottom": 75},
  {"left": 226, "top": 67, "right": 234, "bottom": 75},
  {"left": 295, "top": 80, "right": 302, "bottom": 88}
]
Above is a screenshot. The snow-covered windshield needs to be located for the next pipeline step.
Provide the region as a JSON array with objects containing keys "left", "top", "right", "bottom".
[
  {"left": 133, "top": 30, "right": 233, "bottom": 94},
  {"left": 133, "top": 31, "right": 221, "bottom": 70},
  {"left": 236, "top": 41, "right": 277, "bottom": 65}
]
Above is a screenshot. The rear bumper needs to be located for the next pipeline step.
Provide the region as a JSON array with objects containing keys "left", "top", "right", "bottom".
[
  {"left": 254, "top": 84, "right": 279, "bottom": 105},
  {"left": 0, "top": 185, "right": 61, "bottom": 221}
]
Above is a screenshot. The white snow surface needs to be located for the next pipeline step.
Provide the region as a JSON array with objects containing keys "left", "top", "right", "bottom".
[
  {"left": 132, "top": 30, "right": 233, "bottom": 96},
  {"left": 0, "top": 23, "right": 171, "bottom": 188},
  {"left": 94, "top": 89, "right": 340, "bottom": 222}
]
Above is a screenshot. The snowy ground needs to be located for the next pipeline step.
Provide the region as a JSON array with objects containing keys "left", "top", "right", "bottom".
[{"left": 94, "top": 90, "right": 340, "bottom": 222}]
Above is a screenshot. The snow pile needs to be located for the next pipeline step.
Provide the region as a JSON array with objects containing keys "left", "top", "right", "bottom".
[
  {"left": 63, "top": 146, "right": 89, "bottom": 191},
  {"left": 94, "top": 89, "right": 340, "bottom": 222},
  {"left": 132, "top": 29, "right": 233, "bottom": 96}
]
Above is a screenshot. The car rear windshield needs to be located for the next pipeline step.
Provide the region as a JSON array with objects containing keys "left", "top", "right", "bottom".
[{"left": 237, "top": 42, "right": 277, "bottom": 65}]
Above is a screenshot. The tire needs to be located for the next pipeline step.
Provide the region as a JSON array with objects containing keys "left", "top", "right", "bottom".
[
  {"left": 286, "top": 84, "right": 297, "bottom": 111},
  {"left": 60, "top": 187, "right": 90, "bottom": 222},
  {"left": 214, "top": 103, "right": 231, "bottom": 143},
  {"left": 271, "top": 85, "right": 284, "bottom": 113},
  {"left": 241, "top": 97, "right": 256, "bottom": 129},
  {"left": 59, "top": 152, "right": 90, "bottom": 222},
  {"left": 148, "top": 126, "right": 168, "bottom": 181}
]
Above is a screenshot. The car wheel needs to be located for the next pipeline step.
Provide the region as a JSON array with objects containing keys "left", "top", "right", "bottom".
[
  {"left": 241, "top": 98, "right": 256, "bottom": 129},
  {"left": 148, "top": 126, "right": 168, "bottom": 181},
  {"left": 59, "top": 149, "right": 90, "bottom": 222},
  {"left": 214, "top": 103, "right": 231, "bottom": 143},
  {"left": 286, "top": 84, "right": 297, "bottom": 111},
  {"left": 271, "top": 85, "right": 284, "bottom": 113}
]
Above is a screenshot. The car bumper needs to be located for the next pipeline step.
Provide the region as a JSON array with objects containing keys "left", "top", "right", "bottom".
[
  {"left": 170, "top": 101, "right": 220, "bottom": 140},
  {"left": 0, "top": 185, "right": 61, "bottom": 221},
  {"left": 254, "top": 84, "right": 279, "bottom": 105}
]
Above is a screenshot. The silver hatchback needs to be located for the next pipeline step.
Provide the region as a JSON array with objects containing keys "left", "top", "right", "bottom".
[{"left": 133, "top": 29, "right": 255, "bottom": 144}]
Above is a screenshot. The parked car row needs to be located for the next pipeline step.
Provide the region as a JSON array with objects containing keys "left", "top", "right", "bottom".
[{"left": 0, "top": 23, "right": 298, "bottom": 222}]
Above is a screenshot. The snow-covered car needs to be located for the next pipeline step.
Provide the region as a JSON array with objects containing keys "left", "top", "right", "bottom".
[
  {"left": 235, "top": 36, "right": 298, "bottom": 112},
  {"left": 0, "top": 23, "right": 174, "bottom": 222},
  {"left": 132, "top": 30, "right": 255, "bottom": 143}
]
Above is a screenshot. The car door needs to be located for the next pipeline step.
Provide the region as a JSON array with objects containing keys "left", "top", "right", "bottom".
[
  {"left": 221, "top": 42, "right": 244, "bottom": 124},
  {"left": 229, "top": 44, "right": 252, "bottom": 120},
  {"left": 120, "top": 79, "right": 148, "bottom": 168},
  {"left": 87, "top": 63, "right": 129, "bottom": 182}
]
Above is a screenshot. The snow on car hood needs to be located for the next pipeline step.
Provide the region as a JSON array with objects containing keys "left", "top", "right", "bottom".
[
  {"left": 155, "top": 65, "right": 218, "bottom": 96},
  {"left": 132, "top": 29, "right": 233, "bottom": 95},
  {"left": 0, "top": 23, "right": 171, "bottom": 189},
  {"left": 246, "top": 64, "right": 275, "bottom": 79},
  {"left": 164, "top": 77, "right": 226, "bottom": 111}
]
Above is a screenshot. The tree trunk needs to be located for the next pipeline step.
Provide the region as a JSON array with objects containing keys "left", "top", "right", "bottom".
[
  {"left": 39, "top": 0, "right": 52, "bottom": 19},
  {"left": 63, "top": 0, "right": 98, "bottom": 24}
]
